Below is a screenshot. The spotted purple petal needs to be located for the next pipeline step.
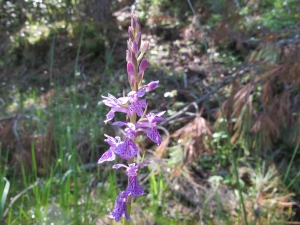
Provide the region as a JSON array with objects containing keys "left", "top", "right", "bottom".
[
  {"left": 126, "top": 164, "right": 138, "bottom": 176},
  {"left": 104, "top": 135, "right": 121, "bottom": 147},
  {"left": 104, "top": 110, "right": 115, "bottom": 124},
  {"left": 115, "top": 138, "right": 138, "bottom": 160},
  {"left": 102, "top": 94, "right": 128, "bottom": 107},
  {"left": 136, "top": 88, "right": 146, "bottom": 98},
  {"left": 126, "top": 176, "right": 145, "bottom": 197},
  {"left": 138, "top": 161, "right": 152, "bottom": 168},
  {"left": 135, "top": 121, "right": 152, "bottom": 128},
  {"left": 124, "top": 123, "right": 137, "bottom": 139},
  {"left": 129, "top": 100, "right": 147, "bottom": 116},
  {"left": 147, "top": 111, "right": 165, "bottom": 123},
  {"left": 143, "top": 127, "right": 162, "bottom": 145},
  {"left": 98, "top": 149, "right": 116, "bottom": 164},
  {"left": 112, "top": 121, "right": 127, "bottom": 127},
  {"left": 118, "top": 97, "right": 129, "bottom": 104},
  {"left": 112, "top": 164, "right": 128, "bottom": 169},
  {"left": 127, "top": 123, "right": 136, "bottom": 130},
  {"left": 109, "top": 191, "right": 131, "bottom": 222}
]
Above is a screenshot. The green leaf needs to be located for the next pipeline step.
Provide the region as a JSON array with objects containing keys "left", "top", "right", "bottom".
[{"left": 0, "top": 177, "right": 10, "bottom": 219}]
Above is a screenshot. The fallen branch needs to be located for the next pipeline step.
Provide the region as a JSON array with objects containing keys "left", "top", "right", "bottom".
[{"left": 161, "top": 65, "right": 254, "bottom": 126}]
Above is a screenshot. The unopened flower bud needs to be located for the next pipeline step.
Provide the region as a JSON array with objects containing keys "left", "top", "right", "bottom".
[
  {"left": 137, "top": 71, "right": 144, "bottom": 80},
  {"left": 127, "top": 61, "right": 135, "bottom": 77},
  {"left": 139, "top": 59, "right": 148, "bottom": 73},
  {"left": 131, "top": 41, "right": 138, "bottom": 54},
  {"left": 136, "top": 32, "right": 141, "bottom": 49},
  {"left": 131, "top": 17, "right": 137, "bottom": 32},
  {"left": 131, "top": 54, "right": 138, "bottom": 68},
  {"left": 127, "top": 40, "right": 132, "bottom": 52},
  {"left": 141, "top": 41, "right": 149, "bottom": 54},
  {"left": 127, "top": 61, "right": 136, "bottom": 86},
  {"left": 126, "top": 50, "right": 131, "bottom": 62},
  {"left": 146, "top": 81, "right": 159, "bottom": 92},
  {"left": 128, "top": 27, "right": 134, "bottom": 40},
  {"left": 137, "top": 23, "right": 141, "bottom": 33}
]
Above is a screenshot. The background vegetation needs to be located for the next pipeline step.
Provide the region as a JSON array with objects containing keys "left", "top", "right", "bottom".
[{"left": 0, "top": 0, "right": 300, "bottom": 224}]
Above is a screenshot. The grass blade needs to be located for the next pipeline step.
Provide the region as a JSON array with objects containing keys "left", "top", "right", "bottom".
[
  {"left": 284, "top": 141, "right": 300, "bottom": 183},
  {"left": 0, "top": 177, "right": 10, "bottom": 219}
]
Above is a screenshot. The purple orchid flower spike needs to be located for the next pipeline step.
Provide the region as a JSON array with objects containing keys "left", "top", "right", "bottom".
[
  {"left": 98, "top": 11, "right": 163, "bottom": 223},
  {"left": 98, "top": 135, "right": 122, "bottom": 164},
  {"left": 113, "top": 162, "right": 151, "bottom": 197},
  {"left": 109, "top": 191, "right": 131, "bottom": 222}
]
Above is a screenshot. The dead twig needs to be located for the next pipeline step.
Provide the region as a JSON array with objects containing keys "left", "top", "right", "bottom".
[{"left": 161, "top": 66, "right": 253, "bottom": 126}]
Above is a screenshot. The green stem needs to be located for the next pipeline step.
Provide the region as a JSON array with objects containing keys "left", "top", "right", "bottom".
[
  {"left": 124, "top": 195, "right": 132, "bottom": 225},
  {"left": 124, "top": 156, "right": 134, "bottom": 224},
  {"left": 284, "top": 141, "right": 300, "bottom": 183},
  {"left": 74, "top": 24, "right": 85, "bottom": 80},
  {"left": 124, "top": 15, "right": 143, "bottom": 224},
  {"left": 124, "top": 113, "right": 136, "bottom": 224}
]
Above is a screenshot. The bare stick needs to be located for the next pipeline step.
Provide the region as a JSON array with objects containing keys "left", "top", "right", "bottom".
[{"left": 161, "top": 65, "right": 253, "bottom": 126}]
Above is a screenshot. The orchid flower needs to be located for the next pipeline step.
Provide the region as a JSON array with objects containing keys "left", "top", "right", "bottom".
[
  {"left": 112, "top": 162, "right": 152, "bottom": 197},
  {"left": 109, "top": 191, "right": 131, "bottom": 222},
  {"left": 98, "top": 11, "right": 164, "bottom": 223}
]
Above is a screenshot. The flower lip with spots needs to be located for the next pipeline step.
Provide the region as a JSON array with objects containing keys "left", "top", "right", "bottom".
[
  {"left": 109, "top": 191, "right": 131, "bottom": 222},
  {"left": 98, "top": 135, "right": 121, "bottom": 164},
  {"left": 112, "top": 162, "right": 152, "bottom": 197}
]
